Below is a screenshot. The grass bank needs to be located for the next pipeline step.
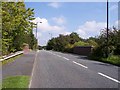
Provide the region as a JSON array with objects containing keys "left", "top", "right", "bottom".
[
  {"left": 2, "top": 76, "right": 30, "bottom": 89},
  {"left": 89, "top": 55, "right": 120, "bottom": 66}
]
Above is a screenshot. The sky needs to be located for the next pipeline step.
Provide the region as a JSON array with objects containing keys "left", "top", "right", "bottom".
[{"left": 25, "top": 2, "right": 118, "bottom": 46}]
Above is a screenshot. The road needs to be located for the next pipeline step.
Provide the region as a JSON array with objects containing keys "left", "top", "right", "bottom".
[{"left": 29, "top": 50, "right": 119, "bottom": 88}]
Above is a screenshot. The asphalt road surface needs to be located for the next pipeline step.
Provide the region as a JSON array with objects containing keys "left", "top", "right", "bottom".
[
  {"left": 30, "top": 50, "right": 120, "bottom": 88},
  {"left": 2, "top": 51, "right": 36, "bottom": 78}
]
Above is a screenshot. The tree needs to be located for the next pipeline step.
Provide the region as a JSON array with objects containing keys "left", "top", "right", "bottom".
[
  {"left": 46, "top": 32, "right": 81, "bottom": 52},
  {"left": 69, "top": 32, "right": 81, "bottom": 44},
  {"left": 73, "top": 41, "right": 89, "bottom": 46},
  {"left": 2, "top": 1, "right": 36, "bottom": 55},
  {"left": 91, "top": 27, "right": 120, "bottom": 58}
]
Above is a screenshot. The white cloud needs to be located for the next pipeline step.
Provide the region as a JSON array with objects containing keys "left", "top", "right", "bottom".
[
  {"left": 48, "top": 2, "right": 61, "bottom": 8},
  {"left": 75, "top": 21, "right": 107, "bottom": 38},
  {"left": 52, "top": 16, "right": 66, "bottom": 25},
  {"left": 32, "top": 17, "right": 69, "bottom": 45},
  {"left": 32, "top": 17, "right": 65, "bottom": 32},
  {"left": 110, "top": 4, "right": 118, "bottom": 11},
  {"left": 114, "top": 20, "right": 120, "bottom": 29}
]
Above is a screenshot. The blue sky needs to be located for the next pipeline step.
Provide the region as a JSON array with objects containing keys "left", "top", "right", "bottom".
[{"left": 25, "top": 2, "right": 118, "bottom": 46}]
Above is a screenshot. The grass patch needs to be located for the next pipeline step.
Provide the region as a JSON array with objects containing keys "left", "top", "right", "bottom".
[
  {"left": 88, "top": 55, "right": 120, "bottom": 66},
  {"left": 2, "top": 76, "right": 30, "bottom": 89},
  {"left": 101, "top": 55, "right": 120, "bottom": 66},
  {"left": 2, "top": 54, "right": 23, "bottom": 65}
]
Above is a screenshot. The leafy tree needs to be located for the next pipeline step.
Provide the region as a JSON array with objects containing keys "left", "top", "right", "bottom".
[
  {"left": 69, "top": 32, "right": 81, "bottom": 44},
  {"left": 2, "top": 1, "right": 36, "bottom": 55},
  {"left": 47, "top": 32, "right": 82, "bottom": 52},
  {"left": 91, "top": 27, "right": 120, "bottom": 58},
  {"left": 73, "top": 41, "right": 89, "bottom": 46}
]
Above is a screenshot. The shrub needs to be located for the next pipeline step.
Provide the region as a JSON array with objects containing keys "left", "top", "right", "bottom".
[
  {"left": 65, "top": 44, "right": 74, "bottom": 53},
  {"left": 106, "top": 55, "right": 120, "bottom": 65}
]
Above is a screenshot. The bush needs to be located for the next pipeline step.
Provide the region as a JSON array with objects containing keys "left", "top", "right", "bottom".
[
  {"left": 64, "top": 44, "right": 74, "bottom": 53},
  {"left": 106, "top": 55, "right": 120, "bottom": 65},
  {"left": 74, "top": 41, "right": 89, "bottom": 46}
]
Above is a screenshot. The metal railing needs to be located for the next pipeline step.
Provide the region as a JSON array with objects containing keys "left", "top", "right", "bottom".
[{"left": 0, "top": 51, "right": 23, "bottom": 62}]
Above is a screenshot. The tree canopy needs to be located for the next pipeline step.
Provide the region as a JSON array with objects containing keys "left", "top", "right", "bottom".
[{"left": 2, "top": 2, "right": 37, "bottom": 55}]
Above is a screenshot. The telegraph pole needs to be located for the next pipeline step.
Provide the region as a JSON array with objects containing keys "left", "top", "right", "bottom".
[{"left": 106, "top": 0, "right": 109, "bottom": 57}]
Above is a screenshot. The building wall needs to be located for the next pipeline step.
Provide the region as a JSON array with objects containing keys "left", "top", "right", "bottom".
[{"left": 73, "top": 46, "right": 93, "bottom": 56}]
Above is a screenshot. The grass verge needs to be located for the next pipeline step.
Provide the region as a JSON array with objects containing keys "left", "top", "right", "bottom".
[
  {"left": 101, "top": 55, "right": 120, "bottom": 66},
  {"left": 2, "top": 54, "right": 23, "bottom": 65},
  {"left": 2, "top": 76, "right": 30, "bottom": 89},
  {"left": 88, "top": 55, "right": 120, "bottom": 66}
]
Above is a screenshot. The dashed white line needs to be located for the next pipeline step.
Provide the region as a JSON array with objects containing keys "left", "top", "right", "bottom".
[
  {"left": 56, "top": 55, "right": 62, "bottom": 57},
  {"left": 72, "top": 61, "right": 88, "bottom": 69},
  {"left": 47, "top": 51, "right": 56, "bottom": 56},
  {"left": 63, "top": 57, "right": 69, "bottom": 60},
  {"left": 49, "top": 52, "right": 69, "bottom": 61},
  {"left": 98, "top": 72, "right": 120, "bottom": 84},
  {"left": 37, "top": 50, "right": 39, "bottom": 52},
  {"left": 52, "top": 53, "right": 56, "bottom": 56}
]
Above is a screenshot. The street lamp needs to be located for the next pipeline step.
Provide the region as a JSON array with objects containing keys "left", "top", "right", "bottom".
[
  {"left": 36, "top": 21, "right": 42, "bottom": 50},
  {"left": 36, "top": 22, "right": 42, "bottom": 38},
  {"left": 49, "top": 33, "right": 53, "bottom": 39}
]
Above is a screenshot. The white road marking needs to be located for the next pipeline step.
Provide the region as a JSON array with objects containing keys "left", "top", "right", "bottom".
[
  {"left": 98, "top": 72, "right": 120, "bottom": 84},
  {"left": 49, "top": 52, "right": 69, "bottom": 61},
  {"left": 72, "top": 61, "right": 88, "bottom": 69},
  {"left": 37, "top": 50, "right": 39, "bottom": 52},
  {"left": 47, "top": 51, "right": 52, "bottom": 54},
  {"left": 57, "top": 55, "right": 62, "bottom": 57},
  {"left": 63, "top": 57, "right": 69, "bottom": 60},
  {"left": 47, "top": 51, "right": 56, "bottom": 55},
  {"left": 52, "top": 53, "right": 56, "bottom": 56}
]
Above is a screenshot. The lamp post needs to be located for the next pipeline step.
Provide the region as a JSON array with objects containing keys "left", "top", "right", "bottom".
[
  {"left": 36, "top": 22, "right": 42, "bottom": 38},
  {"left": 49, "top": 33, "right": 53, "bottom": 39},
  {"left": 36, "top": 21, "right": 42, "bottom": 50}
]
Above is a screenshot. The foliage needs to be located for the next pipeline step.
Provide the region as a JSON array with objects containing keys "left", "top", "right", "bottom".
[
  {"left": 106, "top": 55, "right": 120, "bottom": 65},
  {"left": 91, "top": 27, "right": 120, "bottom": 58},
  {"left": 2, "top": 2, "right": 37, "bottom": 55},
  {"left": 89, "top": 27, "right": 120, "bottom": 66},
  {"left": 65, "top": 44, "right": 74, "bottom": 53},
  {"left": 46, "top": 32, "right": 81, "bottom": 52},
  {"left": 73, "top": 41, "right": 89, "bottom": 46}
]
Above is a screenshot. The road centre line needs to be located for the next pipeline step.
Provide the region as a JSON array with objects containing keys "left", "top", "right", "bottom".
[
  {"left": 54, "top": 54, "right": 69, "bottom": 60},
  {"left": 52, "top": 53, "right": 56, "bottom": 55},
  {"left": 63, "top": 57, "right": 69, "bottom": 60},
  {"left": 56, "top": 55, "right": 62, "bottom": 57},
  {"left": 72, "top": 61, "right": 88, "bottom": 69},
  {"left": 47, "top": 51, "right": 56, "bottom": 55},
  {"left": 50, "top": 52, "right": 69, "bottom": 61},
  {"left": 98, "top": 72, "right": 120, "bottom": 84}
]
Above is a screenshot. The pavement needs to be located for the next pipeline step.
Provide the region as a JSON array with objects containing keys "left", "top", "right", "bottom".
[
  {"left": 29, "top": 50, "right": 120, "bottom": 88},
  {"left": 2, "top": 51, "right": 36, "bottom": 79}
]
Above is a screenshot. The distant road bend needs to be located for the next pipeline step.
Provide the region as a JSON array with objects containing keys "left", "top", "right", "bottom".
[{"left": 29, "top": 50, "right": 119, "bottom": 88}]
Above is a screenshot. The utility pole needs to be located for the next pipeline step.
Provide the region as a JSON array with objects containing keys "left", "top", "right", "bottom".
[{"left": 106, "top": 0, "right": 109, "bottom": 57}]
